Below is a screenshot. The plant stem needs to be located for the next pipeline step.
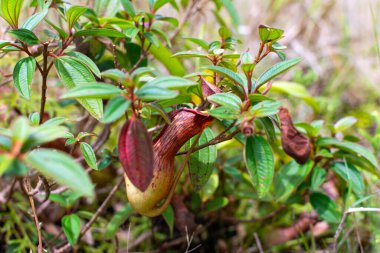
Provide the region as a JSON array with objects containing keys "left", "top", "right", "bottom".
[
  {"left": 255, "top": 42, "right": 265, "bottom": 64},
  {"left": 23, "top": 178, "right": 43, "bottom": 253},
  {"left": 39, "top": 44, "right": 49, "bottom": 124},
  {"left": 169, "top": 0, "right": 198, "bottom": 44},
  {"left": 128, "top": 42, "right": 152, "bottom": 74},
  {"left": 176, "top": 128, "right": 240, "bottom": 156},
  {"left": 10, "top": 42, "right": 44, "bottom": 73}
]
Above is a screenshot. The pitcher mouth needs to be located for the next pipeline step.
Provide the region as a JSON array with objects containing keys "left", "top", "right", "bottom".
[{"left": 172, "top": 108, "right": 214, "bottom": 125}]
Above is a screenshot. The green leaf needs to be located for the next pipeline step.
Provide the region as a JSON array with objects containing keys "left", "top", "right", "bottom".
[
  {"left": 221, "top": 0, "right": 239, "bottom": 27},
  {"left": 218, "top": 27, "right": 232, "bottom": 40},
  {"left": 102, "top": 96, "right": 131, "bottom": 123},
  {"left": 331, "top": 162, "right": 365, "bottom": 196},
  {"left": 258, "top": 25, "right": 284, "bottom": 43},
  {"left": 62, "top": 214, "right": 81, "bottom": 246},
  {"left": 208, "top": 106, "right": 240, "bottom": 120},
  {"left": 155, "top": 17, "right": 178, "bottom": 28},
  {"left": 172, "top": 51, "right": 209, "bottom": 59},
  {"left": 151, "top": 26, "right": 172, "bottom": 47},
  {"left": 105, "top": 203, "right": 133, "bottom": 239},
  {"left": 74, "top": 28, "right": 126, "bottom": 38},
  {"left": 66, "top": 5, "right": 87, "bottom": 30},
  {"left": 143, "top": 32, "right": 160, "bottom": 47},
  {"left": 94, "top": 0, "right": 120, "bottom": 17},
  {"left": 257, "top": 117, "right": 276, "bottom": 143},
  {"left": 136, "top": 86, "right": 178, "bottom": 100},
  {"left": 162, "top": 205, "right": 174, "bottom": 238},
  {"left": 244, "top": 135, "right": 274, "bottom": 198},
  {"left": 255, "top": 58, "right": 301, "bottom": 89},
  {"left": 149, "top": 41, "right": 186, "bottom": 76},
  {"left": 310, "top": 192, "right": 341, "bottom": 224},
  {"left": 21, "top": 8, "right": 49, "bottom": 30},
  {"left": 145, "top": 76, "right": 196, "bottom": 89},
  {"left": 267, "top": 81, "right": 318, "bottom": 112},
  {"left": 29, "top": 112, "right": 40, "bottom": 126},
  {"left": 311, "top": 167, "right": 327, "bottom": 190},
  {"left": 146, "top": 103, "right": 171, "bottom": 124},
  {"left": 205, "top": 197, "right": 229, "bottom": 213},
  {"left": 185, "top": 37, "right": 209, "bottom": 50},
  {"left": 317, "top": 138, "right": 378, "bottom": 170},
  {"left": 12, "top": 117, "right": 29, "bottom": 143},
  {"left": 121, "top": 0, "right": 135, "bottom": 16},
  {"left": 101, "top": 69, "right": 126, "bottom": 82},
  {"left": 250, "top": 100, "right": 281, "bottom": 118},
  {"left": 13, "top": 56, "right": 36, "bottom": 99},
  {"left": 248, "top": 94, "right": 274, "bottom": 103},
  {"left": 188, "top": 128, "right": 217, "bottom": 191},
  {"left": 200, "top": 173, "right": 219, "bottom": 201},
  {"left": 125, "top": 27, "right": 139, "bottom": 38},
  {"left": 0, "top": 135, "right": 12, "bottom": 151},
  {"left": 41, "top": 116, "right": 66, "bottom": 127},
  {"left": 276, "top": 51, "right": 286, "bottom": 61},
  {"left": 66, "top": 52, "right": 101, "bottom": 78},
  {"left": 23, "top": 123, "right": 67, "bottom": 151},
  {"left": 54, "top": 57, "right": 103, "bottom": 119},
  {"left": 223, "top": 53, "right": 240, "bottom": 59},
  {"left": 0, "top": 0, "right": 23, "bottom": 28},
  {"left": 8, "top": 29, "right": 39, "bottom": 45},
  {"left": 25, "top": 149, "right": 94, "bottom": 198},
  {"left": 49, "top": 190, "right": 81, "bottom": 208},
  {"left": 207, "top": 93, "right": 242, "bottom": 110},
  {"left": 153, "top": 0, "right": 172, "bottom": 11},
  {"left": 0, "top": 40, "right": 10, "bottom": 50},
  {"left": 124, "top": 42, "right": 146, "bottom": 68},
  {"left": 99, "top": 18, "right": 133, "bottom": 28},
  {"left": 0, "top": 154, "right": 14, "bottom": 175},
  {"left": 150, "top": 27, "right": 172, "bottom": 48},
  {"left": 80, "top": 142, "right": 98, "bottom": 170},
  {"left": 334, "top": 116, "right": 357, "bottom": 132},
  {"left": 274, "top": 160, "right": 314, "bottom": 201},
  {"left": 203, "top": 65, "right": 245, "bottom": 87},
  {"left": 61, "top": 82, "right": 121, "bottom": 99},
  {"left": 45, "top": 19, "right": 69, "bottom": 39}
]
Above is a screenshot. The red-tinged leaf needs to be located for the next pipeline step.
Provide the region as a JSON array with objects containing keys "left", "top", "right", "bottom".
[
  {"left": 118, "top": 117, "right": 154, "bottom": 191},
  {"left": 199, "top": 76, "right": 221, "bottom": 98},
  {"left": 279, "top": 107, "right": 311, "bottom": 164}
]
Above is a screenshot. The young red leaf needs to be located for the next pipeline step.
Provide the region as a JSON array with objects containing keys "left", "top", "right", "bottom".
[{"left": 118, "top": 116, "right": 154, "bottom": 191}]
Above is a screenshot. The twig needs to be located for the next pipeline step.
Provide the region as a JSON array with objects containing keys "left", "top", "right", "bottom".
[
  {"left": 0, "top": 78, "right": 12, "bottom": 87},
  {"left": 126, "top": 229, "right": 155, "bottom": 251},
  {"left": 333, "top": 207, "right": 380, "bottom": 253},
  {"left": 54, "top": 178, "right": 124, "bottom": 252},
  {"left": 354, "top": 213, "right": 364, "bottom": 253},
  {"left": 112, "top": 44, "right": 120, "bottom": 69},
  {"left": 23, "top": 177, "right": 43, "bottom": 253},
  {"left": 254, "top": 233, "right": 264, "bottom": 253},
  {"left": 92, "top": 124, "right": 111, "bottom": 153},
  {"left": 184, "top": 226, "right": 201, "bottom": 253},
  {"left": 169, "top": 0, "right": 197, "bottom": 44}
]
